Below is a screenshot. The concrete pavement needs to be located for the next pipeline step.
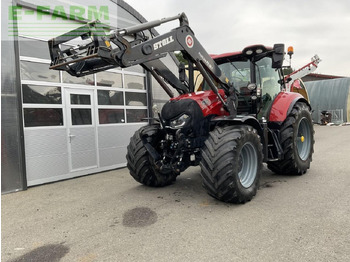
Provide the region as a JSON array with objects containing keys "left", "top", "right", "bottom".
[{"left": 2, "top": 125, "right": 350, "bottom": 262}]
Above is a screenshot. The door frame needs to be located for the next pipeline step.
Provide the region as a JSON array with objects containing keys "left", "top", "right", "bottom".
[{"left": 65, "top": 87, "right": 99, "bottom": 172}]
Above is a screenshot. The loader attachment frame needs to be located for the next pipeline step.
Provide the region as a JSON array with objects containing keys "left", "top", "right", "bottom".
[{"left": 48, "top": 13, "right": 237, "bottom": 115}]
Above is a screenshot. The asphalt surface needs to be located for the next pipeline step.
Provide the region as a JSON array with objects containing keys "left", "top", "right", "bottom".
[{"left": 2, "top": 125, "right": 350, "bottom": 262}]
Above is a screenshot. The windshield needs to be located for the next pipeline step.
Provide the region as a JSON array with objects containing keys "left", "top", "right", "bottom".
[
  {"left": 199, "top": 60, "right": 251, "bottom": 91},
  {"left": 219, "top": 60, "right": 251, "bottom": 90}
]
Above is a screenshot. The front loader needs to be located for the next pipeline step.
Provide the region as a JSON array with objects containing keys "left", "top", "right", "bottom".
[{"left": 48, "top": 13, "right": 314, "bottom": 203}]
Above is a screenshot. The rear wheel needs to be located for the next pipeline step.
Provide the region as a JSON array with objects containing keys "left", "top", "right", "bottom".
[
  {"left": 126, "top": 124, "right": 178, "bottom": 187},
  {"left": 267, "top": 102, "right": 314, "bottom": 175},
  {"left": 200, "top": 125, "right": 263, "bottom": 203}
]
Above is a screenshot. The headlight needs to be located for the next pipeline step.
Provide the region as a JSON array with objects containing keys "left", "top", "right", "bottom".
[{"left": 170, "top": 114, "right": 190, "bottom": 129}]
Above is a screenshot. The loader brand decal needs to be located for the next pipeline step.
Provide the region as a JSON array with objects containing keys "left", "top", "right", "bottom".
[
  {"left": 153, "top": 36, "right": 174, "bottom": 50},
  {"left": 198, "top": 52, "right": 213, "bottom": 70},
  {"left": 185, "top": 35, "right": 194, "bottom": 48}
]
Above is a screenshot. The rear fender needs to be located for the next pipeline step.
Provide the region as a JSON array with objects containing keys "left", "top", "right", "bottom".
[
  {"left": 269, "top": 92, "right": 310, "bottom": 123},
  {"left": 290, "top": 79, "right": 310, "bottom": 102}
]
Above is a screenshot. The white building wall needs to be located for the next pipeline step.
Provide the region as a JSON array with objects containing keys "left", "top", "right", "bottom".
[{"left": 17, "top": 3, "right": 148, "bottom": 186}]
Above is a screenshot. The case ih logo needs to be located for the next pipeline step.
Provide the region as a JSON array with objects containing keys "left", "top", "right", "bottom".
[{"left": 186, "top": 35, "right": 194, "bottom": 48}]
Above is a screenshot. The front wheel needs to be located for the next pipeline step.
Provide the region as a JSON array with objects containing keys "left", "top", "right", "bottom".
[
  {"left": 126, "top": 124, "right": 178, "bottom": 187},
  {"left": 200, "top": 125, "right": 263, "bottom": 204},
  {"left": 267, "top": 102, "right": 315, "bottom": 175}
]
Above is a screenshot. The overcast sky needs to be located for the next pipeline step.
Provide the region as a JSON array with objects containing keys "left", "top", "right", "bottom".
[{"left": 124, "top": 0, "right": 350, "bottom": 77}]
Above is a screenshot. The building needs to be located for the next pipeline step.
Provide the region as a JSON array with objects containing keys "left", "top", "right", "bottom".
[
  {"left": 1, "top": 0, "right": 178, "bottom": 193},
  {"left": 304, "top": 77, "right": 350, "bottom": 124},
  {"left": 302, "top": 73, "right": 346, "bottom": 82}
]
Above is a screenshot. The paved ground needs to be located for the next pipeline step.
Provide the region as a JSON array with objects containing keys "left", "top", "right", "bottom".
[{"left": 2, "top": 125, "right": 350, "bottom": 262}]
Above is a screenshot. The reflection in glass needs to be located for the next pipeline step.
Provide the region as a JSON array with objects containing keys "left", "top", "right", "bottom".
[
  {"left": 124, "top": 65, "right": 144, "bottom": 74},
  {"left": 62, "top": 72, "right": 94, "bottom": 85},
  {"left": 22, "top": 85, "right": 61, "bottom": 104},
  {"left": 125, "top": 92, "right": 147, "bottom": 106},
  {"left": 70, "top": 94, "right": 91, "bottom": 105},
  {"left": 96, "top": 71, "right": 122, "bottom": 87},
  {"left": 24, "top": 108, "right": 63, "bottom": 127},
  {"left": 99, "top": 109, "right": 125, "bottom": 124},
  {"left": 124, "top": 75, "right": 145, "bottom": 89},
  {"left": 98, "top": 90, "right": 123, "bottom": 105},
  {"left": 126, "top": 109, "right": 147, "bottom": 123},
  {"left": 20, "top": 61, "right": 59, "bottom": 83},
  {"left": 71, "top": 109, "right": 92, "bottom": 125}
]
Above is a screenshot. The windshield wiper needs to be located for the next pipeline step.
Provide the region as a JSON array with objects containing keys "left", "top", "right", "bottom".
[{"left": 227, "top": 59, "right": 245, "bottom": 79}]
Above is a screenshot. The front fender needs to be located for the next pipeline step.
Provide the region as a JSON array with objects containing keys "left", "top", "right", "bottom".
[
  {"left": 269, "top": 92, "right": 310, "bottom": 123},
  {"left": 211, "top": 115, "right": 268, "bottom": 161},
  {"left": 211, "top": 115, "right": 263, "bottom": 137},
  {"left": 212, "top": 115, "right": 260, "bottom": 125}
]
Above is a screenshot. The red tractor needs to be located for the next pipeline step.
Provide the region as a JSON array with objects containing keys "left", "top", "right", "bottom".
[{"left": 48, "top": 13, "right": 314, "bottom": 203}]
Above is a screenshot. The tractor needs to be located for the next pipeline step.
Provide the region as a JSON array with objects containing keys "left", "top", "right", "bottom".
[{"left": 48, "top": 13, "right": 314, "bottom": 203}]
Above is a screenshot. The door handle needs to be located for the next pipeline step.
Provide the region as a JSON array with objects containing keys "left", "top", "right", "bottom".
[{"left": 68, "top": 134, "right": 76, "bottom": 143}]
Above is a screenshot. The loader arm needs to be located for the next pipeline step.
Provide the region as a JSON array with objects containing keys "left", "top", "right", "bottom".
[{"left": 48, "top": 13, "right": 237, "bottom": 115}]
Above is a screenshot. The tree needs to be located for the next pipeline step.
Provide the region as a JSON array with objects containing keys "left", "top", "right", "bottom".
[{"left": 174, "top": 51, "right": 188, "bottom": 65}]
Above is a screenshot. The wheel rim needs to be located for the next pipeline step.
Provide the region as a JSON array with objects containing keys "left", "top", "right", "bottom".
[
  {"left": 296, "top": 117, "right": 312, "bottom": 161},
  {"left": 238, "top": 142, "right": 258, "bottom": 188}
]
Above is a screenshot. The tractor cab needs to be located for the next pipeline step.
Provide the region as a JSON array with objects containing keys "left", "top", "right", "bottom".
[{"left": 200, "top": 45, "right": 285, "bottom": 119}]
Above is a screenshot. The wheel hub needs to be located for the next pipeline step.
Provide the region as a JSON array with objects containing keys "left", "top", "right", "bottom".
[
  {"left": 296, "top": 117, "right": 311, "bottom": 161},
  {"left": 238, "top": 142, "right": 258, "bottom": 188}
]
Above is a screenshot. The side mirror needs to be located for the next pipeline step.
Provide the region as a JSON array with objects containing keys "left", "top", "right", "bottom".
[{"left": 272, "top": 44, "right": 285, "bottom": 69}]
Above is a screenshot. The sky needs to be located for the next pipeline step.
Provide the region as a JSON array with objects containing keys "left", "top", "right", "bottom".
[{"left": 124, "top": 0, "right": 350, "bottom": 77}]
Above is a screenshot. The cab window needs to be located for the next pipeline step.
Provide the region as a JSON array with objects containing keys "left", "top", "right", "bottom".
[{"left": 256, "top": 57, "right": 281, "bottom": 118}]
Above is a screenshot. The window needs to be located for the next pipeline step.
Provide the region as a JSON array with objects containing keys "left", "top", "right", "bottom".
[
  {"left": 96, "top": 71, "right": 122, "bottom": 88},
  {"left": 62, "top": 72, "right": 94, "bottom": 86},
  {"left": 201, "top": 60, "right": 251, "bottom": 92},
  {"left": 219, "top": 60, "right": 251, "bottom": 90},
  {"left": 70, "top": 94, "right": 91, "bottom": 105},
  {"left": 99, "top": 109, "right": 125, "bottom": 124},
  {"left": 98, "top": 90, "right": 124, "bottom": 105},
  {"left": 19, "top": 37, "right": 50, "bottom": 60},
  {"left": 126, "top": 109, "right": 147, "bottom": 123},
  {"left": 24, "top": 108, "right": 63, "bottom": 127},
  {"left": 22, "top": 85, "right": 61, "bottom": 104},
  {"left": 124, "top": 75, "right": 145, "bottom": 89},
  {"left": 71, "top": 109, "right": 92, "bottom": 125},
  {"left": 125, "top": 92, "right": 147, "bottom": 106},
  {"left": 256, "top": 57, "right": 281, "bottom": 97},
  {"left": 256, "top": 57, "right": 281, "bottom": 118},
  {"left": 20, "top": 61, "right": 59, "bottom": 83}
]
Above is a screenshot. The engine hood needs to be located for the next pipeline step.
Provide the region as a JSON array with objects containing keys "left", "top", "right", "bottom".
[{"left": 168, "top": 90, "right": 228, "bottom": 117}]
